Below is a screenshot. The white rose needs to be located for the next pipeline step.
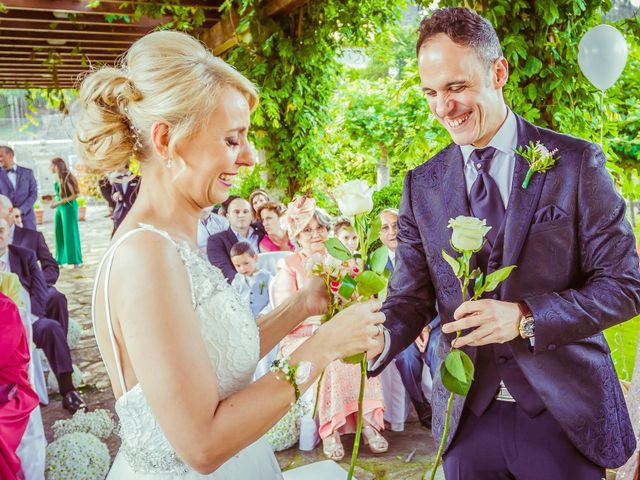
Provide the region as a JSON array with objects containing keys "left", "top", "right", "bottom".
[
  {"left": 447, "top": 215, "right": 491, "bottom": 252},
  {"left": 333, "top": 180, "right": 375, "bottom": 217}
]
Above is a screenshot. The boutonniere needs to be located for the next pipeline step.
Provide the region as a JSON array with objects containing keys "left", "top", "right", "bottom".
[
  {"left": 259, "top": 281, "right": 265, "bottom": 295},
  {"left": 515, "top": 141, "right": 559, "bottom": 189}
]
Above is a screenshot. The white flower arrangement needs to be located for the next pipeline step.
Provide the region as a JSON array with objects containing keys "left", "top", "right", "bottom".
[
  {"left": 48, "top": 364, "right": 83, "bottom": 393},
  {"left": 53, "top": 409, "right": 117, "bottom": 440},
  {"left": 45, "top": 432, "right": 110, "bottom": 480},
  {"left": 67, "top": 318, "right": 83, "bottom": 349}
]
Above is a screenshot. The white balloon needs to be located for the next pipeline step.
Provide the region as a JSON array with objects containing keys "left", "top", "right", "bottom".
[{"left": 578, "top": 24, "right": 629, "bottom": 91}]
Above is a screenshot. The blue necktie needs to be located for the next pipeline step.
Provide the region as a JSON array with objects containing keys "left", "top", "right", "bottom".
[{"left": 469, "top": 147, "right": 505, "bottom": 247}]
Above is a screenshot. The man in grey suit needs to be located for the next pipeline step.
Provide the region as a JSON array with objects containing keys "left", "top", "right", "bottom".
[
  {"left": 370, "top": 7, "right": 640, "bottom": 479},
  {"left": 0, "top": 146, "right": 38, "bottom": 230}
]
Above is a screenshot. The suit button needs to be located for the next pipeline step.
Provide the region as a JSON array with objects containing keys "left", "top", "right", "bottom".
[
  {"left": 548, "top": 343, "right": 557, "bottom": 351},
  {"left": 497, "top": 356, "right": 508, "bottom": 364}
]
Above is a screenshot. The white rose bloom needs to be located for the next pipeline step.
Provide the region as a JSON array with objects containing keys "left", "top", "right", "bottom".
[
  {"left": 333, "top": 180, "right": 375, "bottom": 217},
  {"left": 447, "top": 216, "right": 491, "bottom": 252}
]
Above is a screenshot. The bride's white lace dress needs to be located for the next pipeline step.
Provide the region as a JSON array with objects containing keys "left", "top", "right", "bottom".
[{"left": 92, "top": 224, "right": 283, "bottom": 479}]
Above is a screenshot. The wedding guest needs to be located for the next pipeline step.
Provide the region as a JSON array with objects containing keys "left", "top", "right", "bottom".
[
  {"left": 0, "top": 218, "right": 86, "bottom": 413},
  {"left": 99, "top": 175, "right": 116, "bottom": 218},
  {"left": 78, "top": 29, "right": 384, "bottom": 478},
  {"left": 258, "top": 202, "right": 294, "bottom": 252},
  {"left": 274, "top": 197, "right": 387, "bottom": 460},
  {"left": 379, "top": 208, "right": 436, "bottom": 429},
  {"left": 0, "top": 291, "right": 39, "bottom": 480},
  {"left": 0, "top": 146, "right": 38, "bottom": 230},
  {"left": 231, "top": 241, "right": 272, "bottom": 319},
  {"left": 196, "top": 207, "right": 229, "bottom": 253},
  {"left": 10, "top": 208, "right": 22, "bottom": 228},
  {"left": 50, "top": 158, "right": 83, "bottom": 267},
  {"left": 207, "top": 196, "right": 264, "bottom": 282},
  {"left": 111, "top": 170, "right": 141, "bottom": 235},
  {"left": 0, "top": 194, "right": 70, "bottom": 334},
  {"left": 369, "top": 8, "right": 640, "bottom": 479},
  {"left": 333, "top": 217, "right": 359, "bottom": 255},
  {"left": 249, "top": 189, "right": 270, "bottom": 219}
]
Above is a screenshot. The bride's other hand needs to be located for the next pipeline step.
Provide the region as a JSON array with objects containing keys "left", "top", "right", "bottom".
[
  {"left": 316, "top": 299, "right": 385, "bottom": 359},
  {"left": 298, "top": 276, "right": 330, "bottom": 317}
]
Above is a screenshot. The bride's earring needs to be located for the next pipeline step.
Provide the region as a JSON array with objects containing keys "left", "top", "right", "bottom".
[{"left": 165, "top": 157, "right": 173, "bottom": 169}]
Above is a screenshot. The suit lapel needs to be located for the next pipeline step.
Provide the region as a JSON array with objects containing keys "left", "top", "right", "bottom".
[
  {"left": 442, "top": 146, "right": 471, "bottom": 222},
  {"left": 0, "top": 169, "right": 13, "bottom": 194},
  {"left": 502, "top": 116, "right": 546, "bottom": 267}
]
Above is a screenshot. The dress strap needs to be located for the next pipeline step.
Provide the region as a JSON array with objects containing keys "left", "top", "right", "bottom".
[{"left": 91, "top": 224, "right": 178, "bottom": 395}]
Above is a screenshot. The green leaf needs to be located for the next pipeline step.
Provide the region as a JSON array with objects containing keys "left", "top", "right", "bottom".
[
  {"left": 441, "top": 249, "right": 461, "bottom": 277},
  {"left": 468, "top": 268, "right": 482, "bottom": 280},
  {"left": 473, "top": 272, "right": 485, "bottom": 298},
  {"left": 369, "top": 245, "right": 389, "bottom": 274},
  {"left": 444, "top": 350, "right": 466, "bottom": 383},
  {"left": 382, "top": 267, "right": 392, "bottom": 280},
  {"left": 366, "top": 215, "right": 382, "bottom": 248},
  {"left": 440, "top": 350, "right": 474, "bottom": 396},
  {"left": 356, "top": 270, "right": 387, "bottom": 298},
  {"left": 325, "top": 238, "right": 353, "bottom": 261},
  {"left": 338, "top": 274, "right": 357, "bottom": 299},
  {"left": 483, "top": 265, "right": 517, "bottom": 292}
]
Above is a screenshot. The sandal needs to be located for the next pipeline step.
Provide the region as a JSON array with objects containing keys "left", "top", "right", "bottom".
[
  {"left": 322, "top": 431, "right": 345, "bottom": 461},
  {"left": 362, "top": 425, "right": 388, "bottom": 454}
]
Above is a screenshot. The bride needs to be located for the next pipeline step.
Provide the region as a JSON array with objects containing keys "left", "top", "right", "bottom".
[{"left": 79, "top": 30, "right": 385, "bottom": 479}]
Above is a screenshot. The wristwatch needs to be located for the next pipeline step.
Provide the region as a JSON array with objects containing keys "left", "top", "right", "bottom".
[{"left": 517, "top": 302, "right": 535, "bottom": 339}]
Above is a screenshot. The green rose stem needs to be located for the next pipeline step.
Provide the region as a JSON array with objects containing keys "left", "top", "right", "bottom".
[
  {"left": 346, "top": 353, "right": 368, "bottom": 480},
  {"left": 430, "top": 253, "right": 470, "bottom": 480},
  {"left": 522, "top": 168, "right": 535, "bottom": 189}
]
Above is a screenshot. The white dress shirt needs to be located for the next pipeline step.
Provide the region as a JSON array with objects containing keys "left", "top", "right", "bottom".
[
  {"left": 0, "top": 250, "right": 9, "bottom": 272},
  {"left": 6, "top": 167, "right": 17, "bottom": 189}
]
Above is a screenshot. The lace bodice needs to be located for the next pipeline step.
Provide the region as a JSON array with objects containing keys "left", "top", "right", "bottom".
[{"left": 93, "top": 224, "right": 260, "bottom": 475}]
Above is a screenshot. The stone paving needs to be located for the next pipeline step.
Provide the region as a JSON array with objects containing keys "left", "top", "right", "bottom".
[{"left": 39, "top": 204, "right": 443, "bottom": 479}]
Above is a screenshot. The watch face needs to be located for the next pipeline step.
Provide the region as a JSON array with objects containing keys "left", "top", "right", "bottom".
[{"left": 522, "top": 318, "right": 535, "bottom": 337}]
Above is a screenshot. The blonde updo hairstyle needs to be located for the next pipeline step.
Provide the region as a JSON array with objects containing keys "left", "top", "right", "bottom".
[{"left": 76, "top": 30, "right": 258, "bottom": 175}]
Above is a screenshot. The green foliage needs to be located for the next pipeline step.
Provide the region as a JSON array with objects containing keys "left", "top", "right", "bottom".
[
  {"left": 222, "top": 0, "right": 409, "bottom": 197},
  {"left": 441, "top": 349, "right": 475, "bottom": 395},
  {"left": 372, "top": 176, "right": 404, "bottom": 216},
  {"left": 228, "top": 163, "right": 264, "bottom": 200}
]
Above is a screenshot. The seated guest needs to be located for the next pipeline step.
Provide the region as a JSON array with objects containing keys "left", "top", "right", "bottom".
[
  {"left": 0, "top": 219, "right": 86, "bottom": 413},
  {"left": 0, "top": 291, "right": 39, "bottom": 480},
  {"left": 207, "top": 196, "right": 264, "bottom": 283},
  {"left": 196, "top": 206, "right": 229, "bottom": 253},
  {"left": 258, "top": 202, "right": 294, "bottom": 252},
  {"left": 379, "top": 208, "right": 435, "bottom": 429},
  {"left": 230, "top": 241, "right": 272, "bottom": 319},
  {"left": 10, "top": 208, "right": 22, "bottom": 228},
  {"left": 333, "top": 217, "right": 359, "bottom": 255},
  {"left": 0, "top": 195, "right": 70, "bottom": 334},
  {"left": 111, "top": 170, "right": 141, "bottom": 235},
  {"left": 274, "top": 197, "right": 387, "bottom": 459},
  {"left": 249, "top": 188, "right": 270, "bottom": 220}
]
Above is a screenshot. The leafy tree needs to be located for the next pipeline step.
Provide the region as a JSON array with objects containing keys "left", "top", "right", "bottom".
[{"left": 221, "top": 0, "right": 409, "bottom": 197}]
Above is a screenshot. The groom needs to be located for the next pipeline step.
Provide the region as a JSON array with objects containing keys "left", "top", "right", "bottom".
[{"left": 370, "top": 7, "right": 640, "bottom": 479}]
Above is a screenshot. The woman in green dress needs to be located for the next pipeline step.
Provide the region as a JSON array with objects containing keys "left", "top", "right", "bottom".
[{"left": 50, "top": 157, "right": 83, "bottom": 267}]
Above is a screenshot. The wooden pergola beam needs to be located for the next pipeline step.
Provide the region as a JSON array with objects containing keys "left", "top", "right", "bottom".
[
  {"left": 0, "top": 18, "right": 160, "bottom": 35},
  {"left": 203, "top": 0, "right": 305, "bottom": 55},
  {"left": 0, "top": 29, "right": 141, "bottom": 44},
  {"left": 2, "top": 0, "right": 220, "bottom": 16}
]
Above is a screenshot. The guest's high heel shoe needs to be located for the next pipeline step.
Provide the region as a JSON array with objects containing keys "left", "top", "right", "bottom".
[
  {"left": 362, "top": 425, "right": 388, "bottom": 454},
  {"left": 322, "top": 431, "right": 345, "bottom": 461}
]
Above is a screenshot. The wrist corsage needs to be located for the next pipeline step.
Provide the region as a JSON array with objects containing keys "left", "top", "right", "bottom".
[{"left": 271, "top": 356, "right": 312, "bottom": 403}]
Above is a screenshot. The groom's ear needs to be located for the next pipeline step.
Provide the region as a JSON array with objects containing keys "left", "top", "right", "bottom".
[{"left": 493, "top": 57, "right": 509, "bottom": 89}]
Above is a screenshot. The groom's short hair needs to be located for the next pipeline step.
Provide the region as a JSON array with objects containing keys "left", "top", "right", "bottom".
[{"left": 416, "top": 7, "right": 503, "bottom": 67}]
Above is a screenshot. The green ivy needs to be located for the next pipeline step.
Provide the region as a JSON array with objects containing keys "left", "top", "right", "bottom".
[{"left": 221, "top": 0, "right": 410, "bottom": 197}]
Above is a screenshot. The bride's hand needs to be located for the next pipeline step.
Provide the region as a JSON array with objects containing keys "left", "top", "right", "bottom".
[
  {"left": 316, "top": 300, "right": 385, "bottom": 359},
  {"left": 298, "top": 276, "right": 330, "bottom": 317}
]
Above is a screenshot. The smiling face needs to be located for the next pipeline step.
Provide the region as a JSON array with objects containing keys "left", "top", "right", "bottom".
[
  {"left": 175, "top": 87, "right": 255, "bottom": 207},
  {"left": 418, "top": 33, "right": 508, "bottom": 147},
  {"left": 296, "top": 216, "right": 328, "bottom": 256}
]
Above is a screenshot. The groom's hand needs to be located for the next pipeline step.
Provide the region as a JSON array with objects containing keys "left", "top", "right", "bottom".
[{"left": 442, "top": 299, "right": 520, "bottom": 348}]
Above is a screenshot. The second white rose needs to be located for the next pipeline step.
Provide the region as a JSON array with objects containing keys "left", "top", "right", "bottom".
[
  {"left": 333, "top": 180, "right": 375, "bottom": 217},
  {"left": 447, "top": 215, "right": 491, "bottom": 252}
]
